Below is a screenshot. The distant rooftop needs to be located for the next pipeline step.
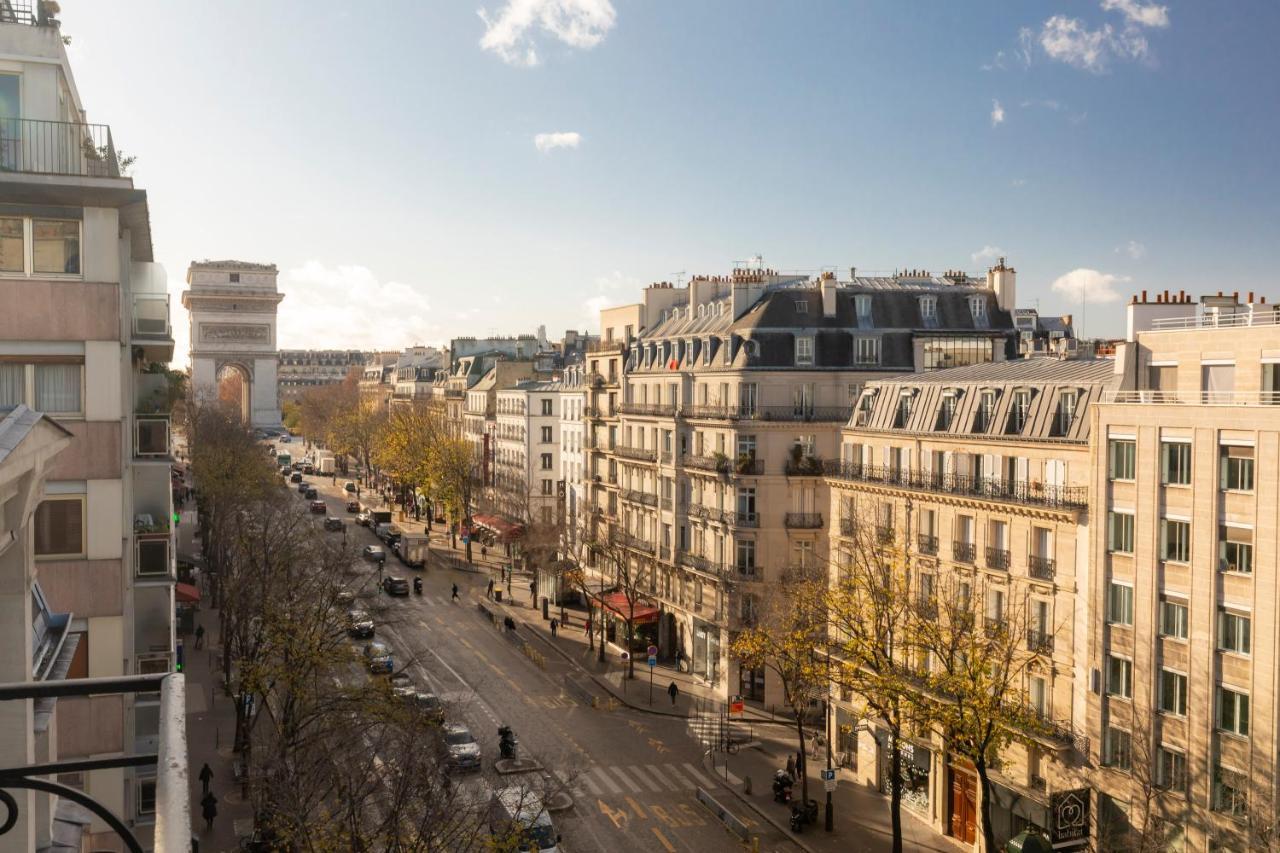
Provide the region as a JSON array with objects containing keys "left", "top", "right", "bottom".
[{"left": 871, "top": 356, "right": 1115, "bottom": 386}]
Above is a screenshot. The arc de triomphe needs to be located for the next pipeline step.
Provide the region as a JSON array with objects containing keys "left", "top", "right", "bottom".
[{"left": 181, "top": 260, "right": 284, "bottom": 428}]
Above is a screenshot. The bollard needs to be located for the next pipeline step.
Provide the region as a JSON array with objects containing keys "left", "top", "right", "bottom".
[{"left": 743, "top": 774, "right": 752, "bottom": 795}]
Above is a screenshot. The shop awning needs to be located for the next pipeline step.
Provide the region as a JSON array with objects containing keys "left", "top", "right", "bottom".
[
  {"left": 175, "top": 583, "right": 201, "bottom": 604},
  {"left": 471, "top": 514, "right": 526, "bottom": 542},
  {"left": 599, "top": 591, "right": 660, "bottom": 624}
]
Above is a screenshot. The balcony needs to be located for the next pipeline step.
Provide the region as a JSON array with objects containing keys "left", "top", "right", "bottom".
[
  {"left": 444, "top": 388, "right": 465, "bottom": 399},
  {"left": 0, "top": 116, "right": 124, "bottom": 179},
  {"left": 135, "top": 531, "right": 174, "bottom": 580},
  {"left": 132, "top": 293, "right": 174, "bottom": 361},
  {"left": 621, "top": 488, "right": 657, "bottom": 507},
  {"left": 618, "top": 402, "right": 676, "bottom": 417},
  {"left": 681, "top": 405, "right": 852, "bottom": 423},
  {"left": 682, "top": 453, "right": 729, "bottom": 474},
  {"left": 916, "top": 534, "right": 938, "bottom": 555},
  {"left": 134, "top": 413, "right": 171, "bottom": 459},
  {"left": 1103, "top": 389, "right": 1280, "bottom": 406},
  {"left": 659, "top": 545, "right": 671, "bottom": 560},
  {"left": 1028, "top": 555, "right": 1056, "bottom": 581},
  {"left": 953, "top": 541, "right": 976, "bottom": 563},
  {"left": 660, "top": 451, "right": 674, "bottom": 465},
  {"left": 730, "top": 511, "right": 759, "bottom": 528},
  {"left": 617, "top": 532, "right": 655, "bottom": 554},
  {"left": 876, "top": 526, "right": 895, "bottom": 545},
  {"left": 822, "top": 461, "right": 1088, "bottom": 511},
  {"left": 677, "top": 552, "right": 728, "bottom": 579},
  {"left": 783, "top": 456, "right": 824, "bottom": 476},
  {"left": 784, "top": 512, "right": 823, "bottom": 529},
  {"left": 838, "top": 517, "right": 855, "bottom": 536},
  {"left": 781, "top": 565, "right": 823, "bottom": 584},
  {"left": 616, "top": 445, "right": 657, "bottom": 463},
  {"left": 1026, "top": 629, "right": 1054, "bottom": 655},
  {"left": 985, "top": 547, "right": 1011, "bottom": 571},
  {"left": 732, "top": 457, "right": 764, "bottom": 476},
  {"left": 660, "top": 496, "right": 673, "bottom": 511}
]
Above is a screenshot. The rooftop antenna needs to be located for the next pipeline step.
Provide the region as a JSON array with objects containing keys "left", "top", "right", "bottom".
[{"left": 671, "top": 271, "right": 686, "bottom": 287}]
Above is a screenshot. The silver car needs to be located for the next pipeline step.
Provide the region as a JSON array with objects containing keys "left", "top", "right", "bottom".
[{"left": 444, "top": 723, "right": 482, "bottom": 772}]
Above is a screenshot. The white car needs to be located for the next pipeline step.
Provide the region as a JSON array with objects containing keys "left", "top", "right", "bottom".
[{"left": 444, "top": 723, "right": 482, "bottom": 772}]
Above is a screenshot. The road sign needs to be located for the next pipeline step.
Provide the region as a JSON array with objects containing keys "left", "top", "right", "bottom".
[
  {"left": 620, "top": 651, "right": 630, "bottom": 661},
  {"left": 729, "top": 695, "right": 745, "bottom": 718},
  {"left": 648, "top": 655, "right": 657, "bottom": 668},
  {"left": 824, "top": 779, "right": 837, "bottom": 792},
  {"left": 821, "top": 769, "right": 836, "bottom": 781},
  {"left": 647, "top": 644, "right": 658, "bottom": 657}
]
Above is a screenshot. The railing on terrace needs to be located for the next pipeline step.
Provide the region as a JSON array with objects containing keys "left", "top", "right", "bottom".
[
  {"left": 617, "top": 531, "right": 655, "bottom": 554},
  {"left": 133, "top": 413, "right": 171, "bottom": 458},
  {"left": 784, "top": 512, "right": 823, "bottom": 529},
  {"left": 784, "top": 456, "right": 824, "bottom": 476},
  {"left": 618, "top": 402, "right": 676, "bottom": 416},
  {"left": 733, "top": 458, "right": 764, "bottom": 476},
  {"left": 615, "top": 445, "right": 657, "bottom": 462},
  {"left": 916, "top": 534, "right": 938, "bottom": 555},
  {"left": 677, "top": 552, "right": 728, "bottom": 579},
  {"left": 621, "top": 489, "right": 657, "bottom": 507},
  {"left": 682, "top": 454, "right": 728, "bottom": 473},
  {"left": 0, "top": 673, "right": 189, "bottom": 853},
  {"left": 0, "top": 117, "right": 121, "bottom": 178},
  {"left": 132, "top": 294, "right": 171, "bottom": 339},
  {"left": 986, "top": 547, "right": 1011, "bottom": 571},
  {"left": 680, "top": 405, "right": 852, "bottom": 423},
  {"left": 822, "top": 460, "right": 1088, "bottom": 510},
  {"left": 586, "top": 339, "right": 628, "bottom": 353},
  {"left": 1026, "top": 629, "right": 1054, "bottom": 654},
  {"left": 1150, "top": 308, "right": 1280, "bottom": 330},
  {"left": 875, "top": 526, "right": 895, "bottom": 545},
  {"left": 443, "top": 388, "right": 465, "bottom": 399},
  {"left": 1028, "top": 555, "right": 1056, "bottom": 581},
  {"left": 1103, "top": 389, "right": 1280, "bottom": 406},
  {"left": 953, "top": 541, "right": 977, "bottom": 563},
  {"left": 730, "top": 511, "right": 759, "bottom": 528}
]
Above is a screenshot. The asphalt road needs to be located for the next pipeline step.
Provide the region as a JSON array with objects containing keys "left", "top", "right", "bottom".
[{"left": 288, "top": 464, "right": 801, "bottom": 853}]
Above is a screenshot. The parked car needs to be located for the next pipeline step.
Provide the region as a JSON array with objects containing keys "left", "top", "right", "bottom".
[
  {"left": 362, "top": 545, "right": 386, "bottom": 563},
  {"left": 346, "top": 499, "right": 361, "bottom": 513},
  {"left": 346, "top": 609, "right": 374, "bottom": 638},
  {"left": 279, "top": 465, "right": 291, "bottom": 476},
  {"left": 402, "top": 690, "right": 444, "bottom": 722},
  {"left": 443, "top": 723, "right": 482, "bottom": 772},
  {"left": 374, "top": 523, "right": 397, "bottom": 543},
  {"left": 290, "top": 472, "right": 303, "bottom": 483},
  {"left": 302, "top": 463, "right": 314, "bottom": 475},
  {"left": 343, "top": 481, "right": 357, "bottom": 493},
  {"left": 279, "top": 436, "right": 291, "bottom": 444},
  {"left": 363, "top": 641, "right": 393, "bottom": 674},
  {"left": 389, "top": 672, "right": 415, "bottom": 698},
  {"left": 292, "top": 462, "right": 303, "bottom": 471},
  {"left": 308, "top": 499, "right": 327, "bottom": 514},
  {"left": 489, "top": 787, "right": 561, "bottom": 852},
  {"left": 356, "top": 511, "right": 373, "bottom": 527},
  {"left": 303, "top": 487, "right": 318, "bottom": 500},
  {"left": 334, "top": 590, "right": 355, "bottom": 607},
  {"left": 381, "top": 576, "right": 410, "bottom": 596},
  {"left": 323, "top": 516, "right": 344, "bottom": 531}
]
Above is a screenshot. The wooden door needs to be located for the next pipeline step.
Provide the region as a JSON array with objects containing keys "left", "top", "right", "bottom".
[{"left": 949, "top": 769, "right": 976, "bottom": 844}]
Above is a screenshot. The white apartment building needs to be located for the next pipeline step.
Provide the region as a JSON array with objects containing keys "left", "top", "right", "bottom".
[
  {"left": 494, "top": 381, "right": 562, "bottom": 527},
  {"left": 558, "top": 366, "right": 588, "bottom": 583},
  {"left": 0, "top": 9, "right": 179, "bottom": 846}
]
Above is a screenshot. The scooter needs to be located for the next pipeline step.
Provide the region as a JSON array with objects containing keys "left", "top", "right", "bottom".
[
  {"left": 498, "top": 725, "right": 519, "bottom": 760},
  {"left": 772, "top": 769, "right": 793, "bottom": 804},
  {"left": 789, "top": 799, "right": 818, "bottom": 833},
  {"left": 413, "top": 577, "right": 423, "bottom": 595}
]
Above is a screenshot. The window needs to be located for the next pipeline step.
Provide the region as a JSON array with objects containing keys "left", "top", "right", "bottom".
[
  {"left": 1157, "top": 748, "right": 1187, "bottom": 792},
  {"left": 735, "top": 540, "right": 755, "bottom": 575},
  {"left": 1055, "top": 391, "right": 1077, "bottom": 434},
  {"left": 855, "top": 337, "right": 880, "bottom": 365},
  {"left": 969, "top": 295, "right": 987, "bottom": 323},
  {"left": 1107, "top": 581, "right": 1134, "bottom": 626},
  {"left": 1106, "top": 655, "right": 1132, "bottom": 699},
  {"left": 986, "top": 587, "right": 1004, "bottom": 624},
  {"left": 918, "top": 295, "right": 938, "bottom": 325},
  {"left": 34, "top": 496, "right": 85, "bottom": 558},
  {"left": 1220, "top": 526, "right": 1253, "bottom": 573},
  {"left": 1220, "top": 445, "right": 1254, "bottom": 491},
  {"left": 1103, "top": 726, "right": 1132, "bottom": 770},
  {"left": 1217, "top": 686, "right": 1250, "bottom": 736},
  {"left": 938, "top": 392, "right": 958, "bottom": 430},
  {"left": 229, "top": 272, "right": 240, "bottom": 282},
  {"left": 974, "top": 390, "right": 996, "bottom": 431},
  {"left": 1161, "top": 519, "right": 1191, "bottom": 563},
  {"left": 541, "top": 399, "right": 553, "bottom": 416},
  {"left": 1107, "top": 511, "right": 1135, "bottom": 554},
  {"left": 795, "top": 336, "right": 814, "bottom": 366},
  {"left": 855, "top": 294, "right": 872, "bottom": 321},
  {"left": 794, "top": 299, "right": 808, "bottom": 314},
  {"left": 0, "top": 362, "right": 83, "bottom": 415},
  {"left": 0, "top": 217, "right": 22, "bottom": 272},
  {"left": 540, "top": 479, "right": 553, "bottom": 495},
  {"left": 1029, "top": 675, "right": 1047, "bottom": 717},
  {"left": 1214, "top": 765, "right": 1248, "bottom": 816},
  {"left": 1161, "top": 441, "right": 1192, "bottom": 485},
  {"left": 540, "top": 453, "right": 552, "bottom": 470},
  {"left": 895, "top": 391, "right": 913, "bottom": 427},
  {"left": 136, "top": 777, "right": 157, "bottom": 817},
  {"left": 1218, "top": 610, "right": 1251, "bottom": 655},
  {"left": 32, "top": 219, "right": 80, "bottom": 275},
  {"left": 1108, "top": 439, "right": 1136, "bottom": 480},
  {"left": 540, "top": 426, "right": 552, "bottom": 443},
  {"left": 1159, "top": 669, "right": 1187, "bottom": 715},
  {"left": 1160, "top": 597, "right": 1189, "bottom": 640}
]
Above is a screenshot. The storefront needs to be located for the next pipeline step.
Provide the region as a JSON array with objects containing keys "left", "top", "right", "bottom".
[
  {"left": 692, "top": 619, "right": 720, "bottom": 685},
  {"left": 879, "top": 737, "right": 932, "bottom": 816},
  {"left": 598, "top": 591, "right": 659, "bottom": 652}
]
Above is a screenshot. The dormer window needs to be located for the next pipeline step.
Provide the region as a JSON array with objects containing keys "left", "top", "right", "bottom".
[
  {"left": 855, "top": 389, "right": 878, "bottom": 426},
  {"left": 703, "top": 338, "right": 712, "bottom": 365},
  {"left": 937, "top": 391, "right": 959, "bottom": 430},
  {"left": 969, "top": 296, "right": 987, "bottom": 324},
  {"left": 855, "top": 294, "right": 872, "bottom": 321},
  {"left": 919, "top": 296, "right": 938, "bottom": 327},
  {"left": 1055, "top": 390, "right": 1078, "bottom": 435},
  {"left": 795, "top": 336, "right": 814, "bottom": 366},
  {"left": 975, "top": 389, "right": 997, "bottom": 432},
  {"left": 895, "top": 390, "right": 915, "bottom": 428},
  {"left": 697, "top": 304, "right": 705, "bottom": 318},
  {"left": 795, "top": 300, "right": 809, "bottom": 314}
]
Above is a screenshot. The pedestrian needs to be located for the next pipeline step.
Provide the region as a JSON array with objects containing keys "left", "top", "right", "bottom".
[
  {"left": 786, "top": 754, "right": 796, "bottom": 779},
  {"left": 198, "top": 762, "right": 213, "bottom": 796},
  {"left": 194, "top": 623, "right": 205, "bottom": 650},
  {"left": 201, "top": 791, "right": 218, "bottom": 832},
  {"left": 530, "top": 579, "right": 538, "bottom": 607},
  {"left": 675, "top": 647, "right": 686, "bottom": 673},
  {"left": 550, "top": 618, "right": 558, "bottom": 637},
  {"left": 451, "top": 583, "right": 459, "bottom": 601},
  {"left": 481, "top": 544, "right": 488, "bottom": 561},
  {"left": 668, "top": 681, "right": 679, "bottom": 706},
  {"left": 486, "top": 579, "right": 494, "bottom": 600}
]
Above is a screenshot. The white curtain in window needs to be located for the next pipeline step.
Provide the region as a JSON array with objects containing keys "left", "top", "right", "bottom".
[
  {"left": 0, "top": 364, "right": 22, "bottom": 406},
  {"left": 34, "top": 364, "right": 80, "bottom": 413}
]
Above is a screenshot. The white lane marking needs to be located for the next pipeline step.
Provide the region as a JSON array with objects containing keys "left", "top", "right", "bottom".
[
  {"left": 662, "top": 764, "right": 695, "bottom": 789},
  {"left": 434, "top": 596, "right": 450, "bottom": 607},
  {"left": 574, "top": 770, "right": 602, "bottom": 796},
  {"left": 591, "top": 767, "right": 623, "bottom": 795},
  {"left": 629, "top": 765, "right": 665, "bottom": 793},
  {"left": 644, "top": 764, "right": 681, "bottom": 792},
  {"left": 609, "top": 766, "right": 643, "bottom": 793},
  {"left": 682, "top": 762, "right": 713, "bottom": 787}
]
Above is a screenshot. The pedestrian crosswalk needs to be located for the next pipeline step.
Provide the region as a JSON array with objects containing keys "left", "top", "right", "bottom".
[{"left": 552, "top": 762, "right": 713, "bottom": 798}]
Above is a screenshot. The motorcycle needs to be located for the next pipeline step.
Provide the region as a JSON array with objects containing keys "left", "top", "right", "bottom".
[
  {"left": 772, "top": 769, "right": 794, "bottom": 804},
  {"left": 413, "top": 577, "right": 423, "bottom": 595},
  {"left": 789, "top": 799, "right": 819, "bottom": 833},
  {"left": 498, "top": 725, "right": 519, "bottom": 760}
]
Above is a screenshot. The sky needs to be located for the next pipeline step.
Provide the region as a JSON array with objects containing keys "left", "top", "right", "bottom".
[{"left": 56, "top": 0, "right": 1280, "bottom": 364}]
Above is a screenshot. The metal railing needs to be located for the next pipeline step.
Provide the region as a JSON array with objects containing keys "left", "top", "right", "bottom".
[
  {"left": 784, "top": 456, "right": 825, "bottom": 476},
  {"left": 620, "top": 489, "right": 657, "bottom": 507},
  {"left": 1103, "top": 390, "right": 1280, "bottom": 406},
  {"left": 617, "top": 531, "right": 655, "bottom": 554},
  {"left": 618, "top": 402, "right": 676, "bottom": 416},
  {"left": 839, "top": 517, "right": 855, "bottom": 536},
  {"left": 784, "top": 512, "right": 823, "bottom": 529},
  {"left": 822, "top": 460, "right": 1088, "bottom": 510},
  {"left": 953, "top": 541, "right": 977, "bottom": 563},
  {"left": 733, "top": 458, "right": 764, "bottom": 476},
  {"left": 0, "top": 117, "right": 121, "bottom": 178},
  {"left": 133, "top": 413, "right": 171, "bottom": 458},
  {"left": 616, "top": 445, "right": 657, "bottom": 462},
  {"left": 1028, "top": 555, "right": 1056, "bottom": 581},
  {"left": 986, "top": 547, "right": 1011, "bottom": 570},
  {"left": 682, "top": 453, "right": 728, "bottom": 473},
  {"left": 875, "top": 526, "right": 895, "bottom": 545},
  {"left": 916, "top": 534, "right": 938, "bottom": 555},
  {"left": 680, "top": 405, "right": 852, "bottom": 423},
  {"left": 443, "top": 388, "right": 464, "bottom": 399},
  {"left": 660, "top": 451, "right": 673, "bottom": 465},
  {"left": 1151, "top": 308, "right": 1280, "bottom": 330},
  {"left": 730, "top": 511, "right": 759, "bottom": 528},
  {"left": 1026, "top": 629, "right": 1054, "bottom": 654},
  {"left": 0, "top": 673, "right": 189, "bottom": 853}
]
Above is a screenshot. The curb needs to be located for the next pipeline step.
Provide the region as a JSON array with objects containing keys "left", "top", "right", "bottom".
[{"left": 700, "top": 751, "right": 815, "bottom": 853}]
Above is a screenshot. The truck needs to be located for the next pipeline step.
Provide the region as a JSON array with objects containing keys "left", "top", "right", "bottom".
[
  {"left": 276, "top": 452, "right": 292, "bottom": 468},
  {"left": 317, "top": 454, "right": 335, "bottom": 475},
  {"left": 395, "top": 533, "right": 430, "bottom": 568}
]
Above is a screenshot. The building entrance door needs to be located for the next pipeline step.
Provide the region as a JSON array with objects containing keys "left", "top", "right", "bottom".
[{"left": 949, "top": 767, "right": 977, "bottom": 844}]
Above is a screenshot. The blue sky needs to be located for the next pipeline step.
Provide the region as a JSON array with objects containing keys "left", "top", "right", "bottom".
[{"left": 59, "top": 1, "right": 1280, "bottom": 362}]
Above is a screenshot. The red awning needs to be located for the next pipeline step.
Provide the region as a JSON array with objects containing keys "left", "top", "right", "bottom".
[
  {"left": 175, "top": 582, "right": 201, "bottom": 604},
  {"left": 471, "top": 514, "right": 526, "bottom": 542},
  {"left": 599, "top": 591, "right": 660, "bottom": 624}
]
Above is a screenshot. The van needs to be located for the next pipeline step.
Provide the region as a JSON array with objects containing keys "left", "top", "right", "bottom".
[{"left": 489, "top": 787, "right": 561, "bottom": 852}]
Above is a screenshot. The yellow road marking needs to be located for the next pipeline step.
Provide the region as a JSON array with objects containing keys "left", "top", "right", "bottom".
[
  {"left": 598, "top": 799, "right": 628, "bottom": 829},
  {"left": 651, "top": 827, "right": 678, "bottom": 852},
  {"left": 624, "top": 796, "right": 647, "bottom": 820},
  {"left": 675, "top": 803, "right": 706, "bottom": 826},
  {"left": 647, "top": 737, "right": 671, "bottom": 754},
  {"left": 626, "top": 719, "right": 649, "bottom": 734}
]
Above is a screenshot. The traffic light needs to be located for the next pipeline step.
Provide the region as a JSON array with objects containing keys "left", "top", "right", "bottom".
[{"left": 176, "top": 641, "right": 184, "bottom": 673}]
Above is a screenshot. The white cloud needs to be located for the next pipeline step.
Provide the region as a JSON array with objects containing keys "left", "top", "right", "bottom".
[
  {"left": 1118, "top": 240, "right": 1147, "bottom": 259},
  {"left": 1011, "top": 178, "right": 1028, "bottom": 188},
  {"left": 1101, "top": 0, "right": 1170, "bottom": 28},
  {"left": 278, "top": 261, "right": 438, "bottom": 351},
  {"left": 990, "top": 100, "right": 1005, "bottom": 127},
  {"left": 582, "top": 270, "right": 639, "bottom": 324},
  {"left": 478, "top": 0, "right": 616, "bottom": 67},
  {"left": 534, "top": 131, "right": 582, "bottom": 152},
  {"left": 972, "top": 245, "right": 1007, "bottom": 265},
  {"left": 1050, "top": 268, "right": 1131, "bottom": 304}
]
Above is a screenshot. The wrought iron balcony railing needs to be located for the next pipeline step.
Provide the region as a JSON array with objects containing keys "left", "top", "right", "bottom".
[
  {"left": 618, "top": 402, "right": 676, "bottom": 416},
  {"left": 953, "top": 541, "right": 977, "bottom": 563},
  {"left": 621, "top": 489, "right": 657, "bottom": 507},
  {"left": 822, "top": 460, "right": 1088, "bottom": 510},
  {"left": 682, "top": 453, "right": 728, "bottom": 474},
  {"left": 916, "top": 534, "right": 939, "bottom": 555},
  {"left": 615, "top": 445, "right": 657, "bottom": 462},
  {"left": 0, "top": 117, "right": 122, "bottom": 178},
  {"left": 986, "top": 547, "right": 1011, "bottom": 570},
  {"left": 1028, "top": 555, "right": 1056, "bottom": 581},
  {"left": 680, "top": 405, "right": 852, "bottom": 423},
  {"left": 784, "top": 512, "right": 824, "bottom": 529},
  {"left": 617, "top": 531, "right": 655, "bottom": 554},
  {"left": 1026, "top": 629, "right": 1054, "bottom": 655}
]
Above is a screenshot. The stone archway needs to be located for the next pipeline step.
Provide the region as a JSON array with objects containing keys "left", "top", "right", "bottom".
[
  {"left": 215, "top": 361, "right": 253, "bottom": 423},
  {"left": 181, "top": 261, "right": 284, "bottom": 428}
]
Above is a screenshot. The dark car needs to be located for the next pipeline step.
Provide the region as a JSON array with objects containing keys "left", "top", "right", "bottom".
[
  {"left": 382, "top": 576, "right": 410, "bottom": 596},
  {"left": 346, "top": 609, "right": 374, "bottom": 638},
  {"left": 323, "top": 516, "right": 344, "bottom": 531},
  {"left": 303, "top": 463, "right": 314, "bottom": 475},
  {"left": 363, "top": 641, "right": 393, "bottom": 674},
  {"left": 304, "top": 487, "right": 318, "bottom": 500},
  {"left": 334, "top": 590, "right": 355, "bottom": 607},
  {"left": 344, "top": 481, "right": 357, "bottom": 493},
  {"left": 309, "top": 499, "right": 327, "bottom": 514},
  {"left": 346, "top": 499, "right": 360, "bottom": 513},
  {"left": 279, "top": 465, "right": 291, "bottom": 476},
  {"left": 362, "top": 545, "right": 386, "bottom": 563},
  {"left": 296, "top": 480, "right": 309, "bottom": 493},
  {"left": 290, "top": 472, "right": 303, "bottom": 483}
]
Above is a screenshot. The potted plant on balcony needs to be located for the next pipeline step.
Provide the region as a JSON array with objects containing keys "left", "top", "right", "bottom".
[
  {"left": 735, "top": 452, "right": 756, "bottom": 475},
  {"left": 713, "top": 451, "right": 730, "bottom": 475}
]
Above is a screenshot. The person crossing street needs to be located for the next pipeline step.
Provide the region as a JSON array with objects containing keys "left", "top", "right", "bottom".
[{"left": 451, "top": 582, "right": 459, "bottom": 601}]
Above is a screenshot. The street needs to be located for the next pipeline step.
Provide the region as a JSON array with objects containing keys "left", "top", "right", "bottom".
[{"left": 297, "top": 468, "right": 802, "bottom": 853}]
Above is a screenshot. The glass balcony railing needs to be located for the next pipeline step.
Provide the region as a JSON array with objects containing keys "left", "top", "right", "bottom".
[
  {"left": 132, "top": 293, "right": 171, "bottom": 339},
  {"left": 134, "top": 413, "right": 171, "bottom": 458}
]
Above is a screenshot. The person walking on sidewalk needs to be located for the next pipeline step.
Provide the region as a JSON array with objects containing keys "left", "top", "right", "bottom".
[
  {"left": 786, "top": 754, "right": 796, "bottom": 779},
  {"left": 201, "top": 791, "right": 218, "bottom": 832},
  {"left": 486, "top": 579, "right": 494, "bottom": 600},
  {"left": 194, "top": 623, "right": 205, "bottom": 650},
  {"left": 481, "top": 544, "right": 488, "bottom": 561},
  {"left": 550, "top": 618, "right": 558, "bottom": 637},
  {"left": 667, "top": 681, "right": 680, "bottom": 706},
  {"left": 530, "top": 579, "right": 538, "bottom": 607},
  {"left": 451, "top": 583, "right": 459, "bottom": 601},
  {"left": 198, "top": 762, "right": 213, "bottom": 795}
]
